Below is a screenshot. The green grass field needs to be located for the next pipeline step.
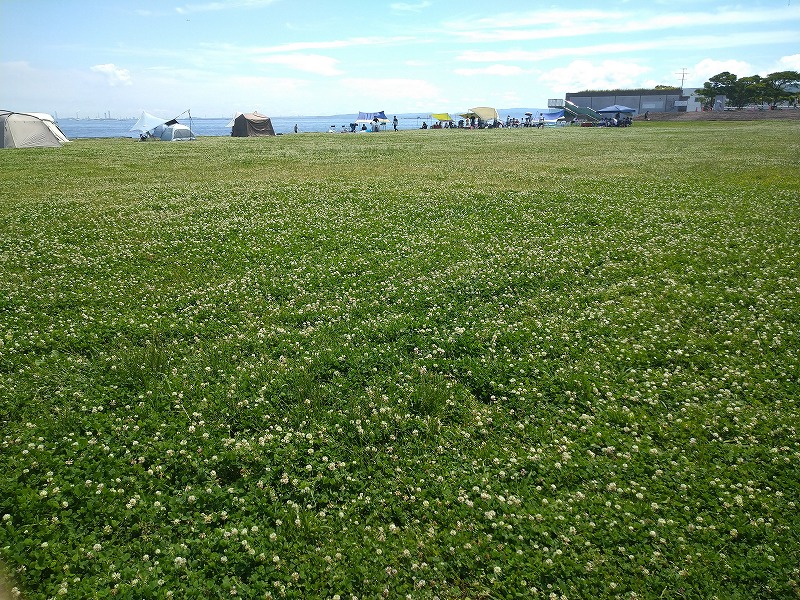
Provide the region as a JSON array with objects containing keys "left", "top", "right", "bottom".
[{"left": 1, "top": 121, "right": 799, "bottom": 599}]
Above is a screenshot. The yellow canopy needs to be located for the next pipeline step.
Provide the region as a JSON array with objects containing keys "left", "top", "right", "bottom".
[{"left": 431, "top": 113, "right": 454, "bottom": 121}]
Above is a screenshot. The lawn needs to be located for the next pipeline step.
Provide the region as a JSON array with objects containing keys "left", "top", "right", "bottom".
[{"left": 1, "top": 121, "right": 799, "bottom": 599}]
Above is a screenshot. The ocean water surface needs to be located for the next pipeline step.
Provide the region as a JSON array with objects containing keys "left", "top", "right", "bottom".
[
  {"left": 58, "top": 115, "right": 441, "bottom": 138},
  {"left": 56, "top": 109, "right": 550, "bottom": 139}
]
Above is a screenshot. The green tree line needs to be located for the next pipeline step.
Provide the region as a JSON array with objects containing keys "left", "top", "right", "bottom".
[{"left": 694, "top": 70, "right": 800, "bottom": 109}]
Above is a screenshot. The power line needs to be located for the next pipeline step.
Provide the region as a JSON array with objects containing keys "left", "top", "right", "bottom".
[{"left": 676, "top": 68, "right": 689, "bottom": 89}]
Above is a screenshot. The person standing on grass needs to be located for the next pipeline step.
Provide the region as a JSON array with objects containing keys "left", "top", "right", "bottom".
[
  {"left": 393, "top": 115, "right": 399, "bottom": 131},
  {"left": 294, "top": 124, "right": 299, "bottom": 133}
]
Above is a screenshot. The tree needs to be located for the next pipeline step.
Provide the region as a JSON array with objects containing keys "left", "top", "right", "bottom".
[
  {"left": 695, "top": 72, "right": 739, "bottom": 109},
  {"left": 738, "top": 75, "right": 764, "bottom": 108},
  {"left": 705, "top": 72, "right": 751, "bottom": 108},
  {"left": 698, "top": 70, "right": 800, "bottom": 110},
  {"left": 693, "top": 83, "right": 718, "bottom": 110},
  {"left": 763, "top": 70, "right": 800, "bottom": 108},
  {"left": 707, "top": 71, "right": 738, "bottom": 93}
]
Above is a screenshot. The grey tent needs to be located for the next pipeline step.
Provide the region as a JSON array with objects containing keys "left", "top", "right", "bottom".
[
  {"left": 154, "top": 122, "right": 195, "bottom": 141},
  {"left": 231, "top": 112, "right": 275, "bottom": 137},
  {"left": 1, "top": 110, "right": 68, "bottom": 148}
]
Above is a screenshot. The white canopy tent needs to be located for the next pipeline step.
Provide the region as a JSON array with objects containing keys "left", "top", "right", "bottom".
[
  {"left": 131, "top": 110, "right": 195, "bottom": 140},
  {"left": 130, "top": 112, "right": 169, "bottom": 135}
]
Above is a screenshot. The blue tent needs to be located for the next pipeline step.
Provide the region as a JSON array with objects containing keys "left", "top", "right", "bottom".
[
  {"left": 355, "top": 111, "right": 388, "bottom": 123},
  {"left": 540, "top": 110, "right": 565, "bottom": 121},
  {"left": 597, "top": 104, "right": 636, "bottom": 114}
]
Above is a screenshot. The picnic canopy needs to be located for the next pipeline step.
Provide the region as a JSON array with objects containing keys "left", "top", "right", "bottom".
[
  {"left": 431, "top": 113, "right": 454, "bottom": 122},
  {"left": 130, "top": 111, "right": 169, "bottom": 134},
  {"left": 356, "top": 111, "right": 389, "bottom": 123},
  {"left": 540, "top": 110, "right": 565, "bottom": 121},
  {"left": 597, "top": 104, "right": 636, "bottom": 114},
  {"left": 461, "top": 106, "right": 499, "bottom": 121}
]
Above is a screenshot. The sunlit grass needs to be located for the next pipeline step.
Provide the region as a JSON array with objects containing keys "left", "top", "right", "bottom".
[{"left": 1, "top": 121, "right": 799, "bottom": 598}]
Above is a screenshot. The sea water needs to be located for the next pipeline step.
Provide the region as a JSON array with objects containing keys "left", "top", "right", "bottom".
[
  {"left": 58, "top": 114, "right": 439, "bottom": 138},
  {"left": 56, "top": 110, "right": 549, "bottom": 139}
]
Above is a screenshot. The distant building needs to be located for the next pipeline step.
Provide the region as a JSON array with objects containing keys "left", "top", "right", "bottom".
[{"left": 561, "top": 88, "right": 705, "bottom": 114}]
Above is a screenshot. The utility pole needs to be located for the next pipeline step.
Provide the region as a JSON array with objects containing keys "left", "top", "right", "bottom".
[{"left": 676, "top": 68, "right": 689, "bottom": 91}]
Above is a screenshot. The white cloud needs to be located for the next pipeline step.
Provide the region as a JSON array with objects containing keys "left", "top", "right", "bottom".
[
  {"left": 90, "top": 63, "right": 133, "bottom": 86},
  {"left": 448, "top": 10, "right": 621, "bottom": 42},
  {"left": 175, "top": 0, "right": 278, "bottom": 14},
  {"left": 255, "top": 36, "right": 412, "bottom": 53},
  {"left": 692, "top": 58, "right": 753, "bottom": 81},
  {"left": 454, "top": 64, "right": 525, "bottom": 77},
  {"left": 390, "top": 1, "right": 431, "bottom": 12},
  {"left": 341, "top": 77, "right": 440, "bottom": 102},
  {"left": 539, "top": 60, "right": 651, "bottom": 92},
  {"left": 256, "top": 54, "right": 342, "bottom": 76},
  {"left": 457, "top": 31, "right": 799, "bottom": 64},
  {"left": 777, "top": 54, "right": 800, "bottom": 70},
  {"left": 446, "top": 7, "right": 800, "bottom": 43}
]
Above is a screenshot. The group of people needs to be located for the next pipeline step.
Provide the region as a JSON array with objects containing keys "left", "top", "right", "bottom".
[
  {"left": 423, "top": 117, "right": 499, "bottom": 129},
  {"left": 505, "top": 114, "right": 548, "bottom": 128},
  {"left": 598, "top": 113, "right": 634, "bottom": 127},
  {"left": 324, "top": 115, "right": 401, "bottom": 133},
  {"left": 327, "top": 123, "right": 368, "bottom": 133},
  {"left": 308, "top": 111, "right": 636, "bottom": 134}
]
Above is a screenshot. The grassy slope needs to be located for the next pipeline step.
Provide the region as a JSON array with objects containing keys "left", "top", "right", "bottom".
[{"left": 1, "top": 122, "right": 799, "bottom": 598}]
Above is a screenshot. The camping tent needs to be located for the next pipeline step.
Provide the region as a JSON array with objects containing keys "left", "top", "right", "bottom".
[
  {"left": 130, "top": 111, "right": 169, "bottom": 136},
  {"left": 231, "top": 112, "right": 275, "bottom": 137},
  {"left": 155, "top": 123, "right": 195, "bottom": 141},
  {"left": 131, "top": 111, "right": 195, "bottom": 140},
  {"left": 597, "top": 104, "right": 636, "bottom": 114},
  {"left": 0, "top": 110, "right": 68, "bottom": 148},
  {"left": 27, "top": 113, "right": 70, "bottom": 144}
]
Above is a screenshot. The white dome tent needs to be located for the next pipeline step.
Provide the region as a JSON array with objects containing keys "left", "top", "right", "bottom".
[{"left": 153, "top": 123, "right": 195, "bottom": 141}]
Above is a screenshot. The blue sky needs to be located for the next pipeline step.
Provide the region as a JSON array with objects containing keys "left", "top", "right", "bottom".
[{"left": 1, "top": 0, "right": 798, "bottom": 118}]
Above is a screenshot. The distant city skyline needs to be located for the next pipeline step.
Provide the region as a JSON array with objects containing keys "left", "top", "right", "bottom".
[{"left": 2, "top": 0, "right": 798, "bottom": 119}]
